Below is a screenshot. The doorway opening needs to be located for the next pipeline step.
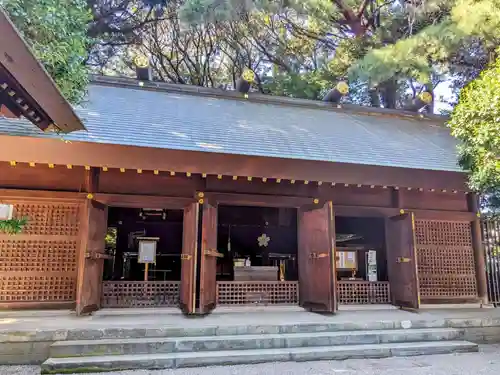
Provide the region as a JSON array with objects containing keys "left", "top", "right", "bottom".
[
  {"left": 335, "top": 216, "right": 391, "bottom": 305},
  {"left": 101, "top": 206, "right": 184, "bottom": 308},
  {"left": 215, "top": 205, "right": 299, "bottom": 306}
]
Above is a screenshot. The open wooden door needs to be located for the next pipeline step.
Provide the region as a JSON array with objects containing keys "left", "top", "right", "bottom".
[
  {"left": 199, "top": 199, "right": 220, "bottom": 314},
  {"left": 298, "top": 201, "right": 337, "bottom": 313},
  {"left": 386, "top": 212, "right": 420, "bottom": 309},
  {"left": 180, "top": 202, "right": 199, "bottom": 314},
  {"left": 76, "top": 199, "right": 108, "bottom": 315}
]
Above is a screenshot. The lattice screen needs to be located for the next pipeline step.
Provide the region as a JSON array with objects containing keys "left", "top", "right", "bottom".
[
  {"left": 415, "top": 220, "right": 477, "bottom": 301},
  {"left": 101, "top": 281, "right": 180, "bottom": 308},
  {"left": 337, "top": 281, "right": 390, "bottom": 304},
  {"left": 0, "top": 202, "right": 80, "bottom": 303},
  {"left": 217, "top": 281, "right": 299, "bottom": 305}
]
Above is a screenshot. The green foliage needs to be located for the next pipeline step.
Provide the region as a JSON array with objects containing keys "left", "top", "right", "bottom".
[
  {"left": 2, "top": 0, "right": 93, "bottom": 104},
  {"left": 448, "top": 53, "right": 500, "bottom": 207},
  {"left": 0, "top": 217, "right": 27, "bottom": 235}
]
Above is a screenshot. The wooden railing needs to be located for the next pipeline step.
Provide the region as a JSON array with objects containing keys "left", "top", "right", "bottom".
[
  {"left": 217, "top": 281, "right": 299, "bottom": 305},
  {"left": 337, "top": 281, "right": 391, "bottom": 304},
  {"left": 101, "top": 281, "right": 180, "bottom": 308}
]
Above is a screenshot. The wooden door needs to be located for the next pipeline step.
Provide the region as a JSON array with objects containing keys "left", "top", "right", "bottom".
[
  {"left": 180, "top": 202, "right": 199, "bottom": 314},
  {"left": 298, "top": 201, "right": 337, "bottom": 313},
  {"left": 76, "top": 200, "right": 108, "bottom": 315},
  {"left": 199, "top": 200, "right": 220, "bottom": 314},
  {"left": 386, "top": 212, "right": 420, "bottom": 309}
]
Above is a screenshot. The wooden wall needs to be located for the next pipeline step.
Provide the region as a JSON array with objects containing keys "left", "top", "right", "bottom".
[{"left": 0, "top": 165, "right": 477, "bottom": 308}]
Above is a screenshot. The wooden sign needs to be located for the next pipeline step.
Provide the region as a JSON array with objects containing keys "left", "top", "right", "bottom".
[
  {"left": 137, "top": 237, "right": 159, "bottom": 264},
  {"left": 0, "top": 204, "right": 13, "bottom": 220}
]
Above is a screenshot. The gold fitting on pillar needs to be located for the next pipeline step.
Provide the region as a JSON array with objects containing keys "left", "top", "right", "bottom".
[
  {"left": 198, "top": 192, "right": 205, "bottom": 198},
  {"left": 9, "top": 161, "right": 16, "bottom": 166},
  {"left": 154, "top": 170, "right": 159, "bottom": 175},
  {"left": 87, "top": 193, "right": 94, "bottom": 200},
  {"left": 202, "top": 173, "right": 207, "bottom": 178},
  {"left": 198, "top": 198, "right": 204, "bottom": 204},
  {"left": 400, "top": 209, "right": 405, "bottom": 214},
  {"left": 120, "top": 168, "right": 126, "bottom": 173},
  {"left": 313, "top": 198, "right": 319, "bottom": 204},
  {"left": 48, "top": 163, "right": 55, "bottom": 169}
]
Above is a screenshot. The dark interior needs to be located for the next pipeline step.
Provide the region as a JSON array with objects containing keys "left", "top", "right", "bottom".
[
  {"left": 103, "top": 207, "right": 184, "bottom": 281},
  {"left": 335, "top": 216, "right": 388, "bottom": 282},
  {"left": 216, "top": 205, "right": 299, "bottom": 281}
]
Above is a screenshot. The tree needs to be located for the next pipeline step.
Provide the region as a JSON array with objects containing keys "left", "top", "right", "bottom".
[
  {"left": 350, "top": 0, "right": 500, "bottom": 108},
  {"left": 448, "top": 53, "right": 500, "bottom": 210},
  {"left": 2, "top": 0, "right": 93, "bottom": 103}
]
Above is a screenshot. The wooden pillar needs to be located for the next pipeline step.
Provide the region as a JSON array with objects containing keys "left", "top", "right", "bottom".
[
  {"left": 76, "top": 167, "right": 107, "bottom": 315},
  {"left": 468, "top": 193, "right": 488, "bottom": 305}
]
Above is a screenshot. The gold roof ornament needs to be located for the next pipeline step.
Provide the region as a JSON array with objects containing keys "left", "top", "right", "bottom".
[
  {"left": 242, "top": 69, "right": 255, "bottom": 83},
  {"left": 134, "top": 55, "right": 149, "bottom": 68}
]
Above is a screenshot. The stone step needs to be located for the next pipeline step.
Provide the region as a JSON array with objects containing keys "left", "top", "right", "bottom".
[
  {"left": 49, "top": 327, "right": 463, "bottom": 357},
  {"left": 41, "top": 340, "right": 478, "bottom": 373},
  {"left": 54, "top": 319, "right": 452, "bottom": 341}
]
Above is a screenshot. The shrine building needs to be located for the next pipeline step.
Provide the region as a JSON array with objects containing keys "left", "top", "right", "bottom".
[{"left": 0, "top": 72, "right": 486, "bottom": 315}]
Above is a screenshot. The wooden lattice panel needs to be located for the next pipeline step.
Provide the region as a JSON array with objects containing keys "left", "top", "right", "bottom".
[
  {"left": 101, "top": 281, "right": 180, "bottom": 308},
  {"left": 13, "top": 203, "right": 80, "bottom": 236},
  {"left": 415, "top": 221, "right": 472, "bottom": 247},
  {"left": 415, "top": 220, "right": 477, "bottom": 300},
  {"left": 217, "top": 281, "right": 299, "bottom": 305},
  {"left": 337, "top": 281, "right": 391, "bottom": 304},
  {"left": 0, "top": 201, "right": 80, "bottom": 304},
  {"left": 0, "top": 239, "right": 77, "bottom": 273},
  {"left": 0, "top": 275, "right": 76, "bottom": 302}
]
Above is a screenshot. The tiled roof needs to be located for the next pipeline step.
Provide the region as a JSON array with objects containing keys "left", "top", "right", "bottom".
[{"left": 0, "top": 81, "right": 461, "bottom": 172}]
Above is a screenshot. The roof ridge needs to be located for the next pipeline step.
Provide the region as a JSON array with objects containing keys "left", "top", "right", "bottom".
[{"left": 90, "top": 75, "right": 447, "bottom": 124}]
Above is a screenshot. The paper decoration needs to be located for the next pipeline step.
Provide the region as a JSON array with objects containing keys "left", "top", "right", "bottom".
[{"left": 0, "top": 204, "right": 13, "bottom": 220}]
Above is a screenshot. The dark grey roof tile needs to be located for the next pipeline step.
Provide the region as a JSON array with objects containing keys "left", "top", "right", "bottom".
[{"left": 0, "top": 83, "right": 461, "bottom": 172}]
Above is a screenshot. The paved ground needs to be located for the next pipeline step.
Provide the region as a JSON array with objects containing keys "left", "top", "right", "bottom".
[
  {"left": 2, "top": 345, "right": 500, "bottom": 375},
  {"left": 1, "top": 306, "right": 499, "bottom": 333}
]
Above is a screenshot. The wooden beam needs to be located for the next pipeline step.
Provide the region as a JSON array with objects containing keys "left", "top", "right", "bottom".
[
  {"left": 0, "top": 301, "right": 75, "bottom": 310},
  {"left": 333, "top": 204, "right": 475, "bottom": 220},
  {"left": 0, "top": 135, "right": 468, "bottom": 191},
  {"left": 0, "top": 188, "right": 85, "bottom": 202},
  {"left": 93, "top": 193, "right": 195, "bottom": 209},
  {"left": 205, "top": 192, "right": 315, "bottom": 208}
]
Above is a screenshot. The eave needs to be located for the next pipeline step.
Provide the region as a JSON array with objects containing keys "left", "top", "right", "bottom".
[{"left": 0, "top": 10, "right": 85, "bottom": 133}]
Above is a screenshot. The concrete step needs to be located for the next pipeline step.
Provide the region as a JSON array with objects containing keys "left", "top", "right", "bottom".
[
  {"left": 49, "top": 327, "right": 463, "bottom": 357},
  {"left": 41, "top": 340, "right": 478, "bottom": 373}
]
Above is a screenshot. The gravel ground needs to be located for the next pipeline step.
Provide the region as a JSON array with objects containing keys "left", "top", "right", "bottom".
[{"left": 2, "top": 345, "right": 500, "bottom": 375}]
